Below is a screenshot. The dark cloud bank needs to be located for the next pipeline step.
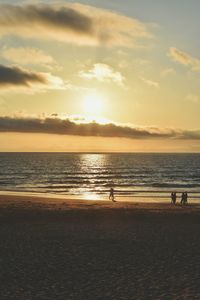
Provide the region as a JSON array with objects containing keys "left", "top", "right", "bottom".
[
  {"left": 0, "top": 3, "right": 149, "bottom": 47},
  {"left": 0, "top": 116, "right": 200, "bottom": 140},
  {"left": 0, "top": 4, "right": 91, "bottom": 34},
  {"left": 0, "top": 65, "right": 47, "bottom": 87}
]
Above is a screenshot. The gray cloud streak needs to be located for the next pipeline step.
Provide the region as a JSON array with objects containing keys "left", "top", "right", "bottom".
[
  {"left": 0, "top": 64, "right": 66, "bottom": 91},
  {"left": 0, "top": 64, "right": 47, "bottom": 87},
  {"left": 0, "top": 4, "right": 92, "bottom": 33},
  {"left": 0, "top": 116, "right": 199, "bottom": 140},
  {"left": 0, "top": 3, "right": 150, "bottom": 47}
]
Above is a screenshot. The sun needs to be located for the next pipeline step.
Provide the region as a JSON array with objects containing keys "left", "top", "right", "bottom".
[{"left": 83, "top": 92, "right": 104, "bottom": 116}]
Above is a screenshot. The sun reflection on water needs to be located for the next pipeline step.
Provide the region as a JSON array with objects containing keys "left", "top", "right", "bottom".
[
  {"left": 80, "top": 153, "right": 107, "bottom": 169},
  {"left": 79, "top": 154, "right": 109, "bottom": 199}
]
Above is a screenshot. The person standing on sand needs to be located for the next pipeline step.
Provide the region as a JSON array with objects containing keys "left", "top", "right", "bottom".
[{"left": 109, "top": 187, "right": 116, "bottom": 202}]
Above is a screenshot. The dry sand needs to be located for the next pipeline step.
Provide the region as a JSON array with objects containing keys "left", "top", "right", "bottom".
[{"left": 0, "top": 194, "right": 200, "bottom": 299}]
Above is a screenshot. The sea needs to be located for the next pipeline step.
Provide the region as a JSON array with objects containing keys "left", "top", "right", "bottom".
[{"left": 0, "top": 152, "right": 200, "bottom": 202}]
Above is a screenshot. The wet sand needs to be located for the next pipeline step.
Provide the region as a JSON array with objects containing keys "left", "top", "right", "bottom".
[{"left": 0, "top": 194, "right": 200, "bottom": 299}]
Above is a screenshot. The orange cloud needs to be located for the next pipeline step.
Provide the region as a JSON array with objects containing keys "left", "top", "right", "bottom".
[
  {"left": 79, "top": 63, "right": 125, "bottom": 85},
  {"left": 2, "top": 47, "right": 56, "bottom": 67},
  {"left": 169, "top": 47, "right": 200, "bottom": 72},
  {"left": 140, "top": 76, "right": 159, "bottom": 88}
]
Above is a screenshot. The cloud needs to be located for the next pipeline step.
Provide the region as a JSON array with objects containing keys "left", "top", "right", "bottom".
[
  {"left": 134, "top": 59, "right": 151, "bottom": 65},
  {"left": 1, "top": 47, "right": 56, "bottom": 68},
  {"left": 79, "top": 63, "right": 125, "bottom": 85},
  {"left": 0, "top": 115, "right": 200, "bottom": 140},
  {"left": 169, "top": 47, "right": 200, "bottom": 72},
  {"left": 0, "top": 3, "right": 151, "bottom": 47},
  {"left": 160, "top": 68, "right": 176, "bottom": 77},
  {"left": 0, "top": 64, "right": 65, "bottom": 92},
  {"left": 140, "top": 76, "right": 159, "bottom": 88}
]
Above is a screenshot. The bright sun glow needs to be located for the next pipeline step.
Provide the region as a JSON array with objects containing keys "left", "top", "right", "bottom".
[{"left": 83, "top": 92, "right": 104, "bottom": 116}]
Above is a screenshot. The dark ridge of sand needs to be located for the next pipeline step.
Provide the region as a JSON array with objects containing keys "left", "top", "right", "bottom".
[{"left": 0, "top": 195, "right": 200, "bottom": 300}]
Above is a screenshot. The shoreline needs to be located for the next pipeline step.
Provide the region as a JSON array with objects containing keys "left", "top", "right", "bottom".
[
  {"left": 0, "top": 193, "right": 200, "bottom": 212},
  {"left": 1, "top": 190, "right": 200, "bottom": 204}
]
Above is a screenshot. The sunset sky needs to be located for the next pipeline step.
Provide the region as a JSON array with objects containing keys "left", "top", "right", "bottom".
[{"left": 0, "top": 0, "right": 200, "bottom": 152}]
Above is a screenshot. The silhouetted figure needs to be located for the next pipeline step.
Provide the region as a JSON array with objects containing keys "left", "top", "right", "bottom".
[
  {"left": 181, "top": 192, "right": 188, "bottom": 205},
  {"left": 171, "top": 192, "right": 173, "bottom": 204},
  {"left": 184, "top": 192, "right": 188, "bottom": 204},
  {"left": 109, "top": 187, "right": 116, "bottom": 202},
  {"left": 174, "top": 192, "right": 177, "bottom": 204},
  {"left": 181, "top": 192, "right": 185, "bottom": 204},
  {"left": 171, "top": 192, "right": 176, "bottom": 204}
]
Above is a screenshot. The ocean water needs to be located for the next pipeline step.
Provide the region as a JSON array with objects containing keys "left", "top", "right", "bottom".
[{"left": 0, "top": 152, "right": 200, "bottom": 201}]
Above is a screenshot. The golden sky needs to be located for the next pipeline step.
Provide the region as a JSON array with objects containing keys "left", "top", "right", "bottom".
[{"left": 0, "top": 1, "right": 200, "bottom": 151}]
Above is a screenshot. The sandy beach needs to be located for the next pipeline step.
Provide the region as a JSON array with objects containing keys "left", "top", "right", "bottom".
[{"left": 0, "top": 194, "right": 200, "bottom": 299}]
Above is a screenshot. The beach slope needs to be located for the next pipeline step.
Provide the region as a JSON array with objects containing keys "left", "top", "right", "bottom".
[{"left": 0, "top": 194, "right": 200, "bottom": 299}]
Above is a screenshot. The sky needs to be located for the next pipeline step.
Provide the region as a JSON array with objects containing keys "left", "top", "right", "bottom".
[{"left": 0, "top": 0, "right": 200, "bottom": 152}]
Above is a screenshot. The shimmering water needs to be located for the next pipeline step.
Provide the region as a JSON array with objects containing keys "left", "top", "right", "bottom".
[{"left": 0, "top": 153, "right": 200, "bottom": 200}]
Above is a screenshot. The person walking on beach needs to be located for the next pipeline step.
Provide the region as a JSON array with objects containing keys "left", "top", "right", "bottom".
[
  {"left": 109, "top": 187, "right": 116, "bottom": 202},
  {"left": 171, "top": 192, "right": 174, "bottom": 204},
  {"left": 181, "top": 192, "right": 188, "bottom": 205},
  {"left": 181, "top": 192, "right": 185, "bottom": 204},
  {"left": 173, "top": 192, "right": 177, "bottom": 204},
  {"left": 171, "top": 192, "right": 176, "bottom": 204},
  {"left": 184, "top": 192, "right": 188, "bottom": 204}
]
